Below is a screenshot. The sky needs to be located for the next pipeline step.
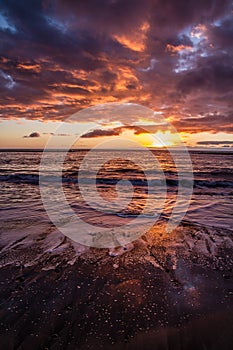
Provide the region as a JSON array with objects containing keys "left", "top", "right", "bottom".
[{"left": 0, "top": 0, "right": 232, "bottom": 149}]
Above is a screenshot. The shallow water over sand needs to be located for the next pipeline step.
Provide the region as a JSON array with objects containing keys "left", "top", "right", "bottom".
[{"left": 0, "top": 218, "right": 233, "bottom": 349}]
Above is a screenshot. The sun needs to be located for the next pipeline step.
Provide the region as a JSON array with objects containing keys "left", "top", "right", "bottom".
[
  {"left": 151, "top": 131, "right": 180, "bottom": 147},
  {"left": 136, "top": 130, "right": 181, "bottom": 148}
]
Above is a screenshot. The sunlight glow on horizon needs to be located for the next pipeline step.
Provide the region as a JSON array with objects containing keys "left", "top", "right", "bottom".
[{"left": 0, "top": 118, "right": 232, "bottom": 149}]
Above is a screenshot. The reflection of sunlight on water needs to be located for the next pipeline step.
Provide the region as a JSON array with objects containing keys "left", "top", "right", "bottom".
[
  {"left": 63, "top": 150, "right": 173, "bottom": 222},
  {"left": 0, "top": 150, "right": 232, "bottom": 231}
]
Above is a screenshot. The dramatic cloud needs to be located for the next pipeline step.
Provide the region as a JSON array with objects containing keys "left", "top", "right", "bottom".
[
  {"left": 81, "top": 129, "right": 122, "bottom": 138},
  {"left": 23, "top": 132, "right": 40, "bottom": 138},
  {"left": 173, "top": 112, "right": 233, "bottom": 133},
  {"left": 177, "top": 55, "right": 233, "bottom": 95},
  {"left": 81, "top": 124, "right": 174, "bottom": 138},
  {"left": 0, "top": 0, "right": 232, "bottom": 135}
]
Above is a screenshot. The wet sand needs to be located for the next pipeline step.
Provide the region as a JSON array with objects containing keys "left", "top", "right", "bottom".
[{"left": 0, "top": 221, "right": 233, "bottom": 349}]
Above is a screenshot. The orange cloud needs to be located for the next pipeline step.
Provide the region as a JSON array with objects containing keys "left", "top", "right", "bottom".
[
  {"left": 166, "top": 44, "right": 192, "bottom": 53},
  {"left": 190, "top": 24, "right": 207, "bottom": 39},
  {"left": 17, "top": 63, "right": 41, "bottom": 73},
  {"left": 113, "top": 22, "right": 149, "bottom": 52}
]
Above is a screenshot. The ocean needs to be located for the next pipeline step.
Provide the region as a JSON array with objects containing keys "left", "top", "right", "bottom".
[
  {"left": 0, "top": 149, "right": 232, "bottom": 229},
  {"left": 0, "top": 149, "right": 233, "bottom": 349}
]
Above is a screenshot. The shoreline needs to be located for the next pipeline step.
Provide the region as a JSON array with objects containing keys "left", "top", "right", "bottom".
[{"left": 0, "top": 222, "right": 232, "bottom": 349}]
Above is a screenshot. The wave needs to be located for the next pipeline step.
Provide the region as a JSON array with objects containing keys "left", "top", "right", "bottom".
[
  {"left": 194, "top": 180, "right": 233, "bottom": 188},
  {"left": 0, "top": 172, "right": 233, "bottom": 190},
  {"left": 0, "top": 173, "right": 40, "bottom": 184}
]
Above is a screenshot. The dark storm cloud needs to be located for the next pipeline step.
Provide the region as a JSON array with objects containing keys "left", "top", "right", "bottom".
[
  {"left": 0, "top": 0, "right": 232, "bottom": 134},
  {"left": 52, "top": 0, "right": 150, "bottom": 34},
  {"left": 55, "top": 0, "right": 230, "bottom": 35},
  {"left": 177, "top": 54, "right": 233, "bottom": 95},
  {"left": 209, "top": 17, "right": 233, "bottom": 50},
  {"left": 173, "top": 112, "right": 233, "bottom": 133}
]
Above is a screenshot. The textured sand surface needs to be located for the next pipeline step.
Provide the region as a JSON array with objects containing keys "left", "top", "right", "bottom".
[{"left": 0, "top": 221, "right": 233, "bottom": 349}]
